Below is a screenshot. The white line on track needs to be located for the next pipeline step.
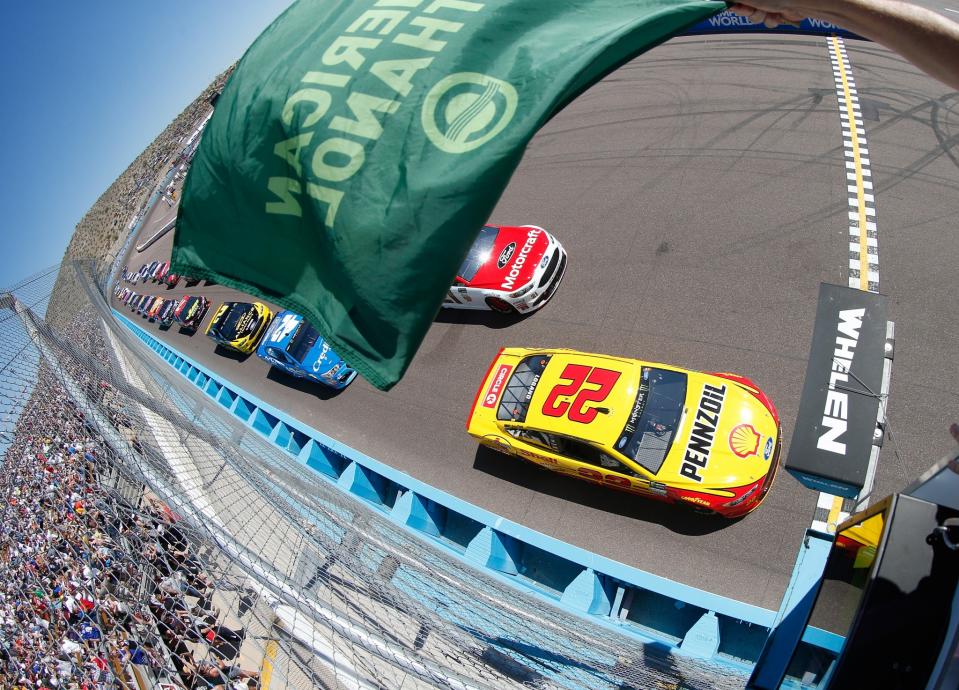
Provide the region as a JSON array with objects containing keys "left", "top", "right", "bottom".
[{"left": 944, "top": 8, "right": 959, "bottom": 16}]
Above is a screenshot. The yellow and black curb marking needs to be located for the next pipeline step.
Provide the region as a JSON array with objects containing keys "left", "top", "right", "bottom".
[
  {"left": 812, "top": 492, "right": 860, "bottom": 535},
  {"left": 830, "top": 36, "right": 880, "bottom": 294}
]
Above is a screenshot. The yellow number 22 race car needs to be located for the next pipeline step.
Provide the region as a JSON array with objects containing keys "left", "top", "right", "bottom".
[{"left": 467, "top": 348, "right": 781, "bottom": 518}]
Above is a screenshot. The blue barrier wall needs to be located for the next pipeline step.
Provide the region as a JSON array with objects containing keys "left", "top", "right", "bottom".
[{"left": 114, "top": 310, "right": 844, "bottom": 674}]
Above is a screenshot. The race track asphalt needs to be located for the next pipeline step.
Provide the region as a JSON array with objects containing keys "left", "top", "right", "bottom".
[{"left": 110, "top": 32, "right": 959, "bottom": 611}]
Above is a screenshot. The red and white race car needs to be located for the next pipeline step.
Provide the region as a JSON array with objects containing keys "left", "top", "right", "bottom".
[{"left": 444, "top": 225, "right": 567, "bottom": 314}]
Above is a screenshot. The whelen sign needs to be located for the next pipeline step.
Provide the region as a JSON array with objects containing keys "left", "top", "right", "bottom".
[{"left": 786, "top": 283, "right": 889, "bottom": 498}]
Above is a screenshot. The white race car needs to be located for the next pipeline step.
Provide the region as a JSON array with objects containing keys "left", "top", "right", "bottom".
[{"left": 444, "top": 224, "right": 567, "bottom": 314}]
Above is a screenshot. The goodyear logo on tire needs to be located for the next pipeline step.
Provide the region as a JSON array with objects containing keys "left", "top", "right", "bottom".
[{"left": 422, "top": 73, "right": 518, "bottom": 154}]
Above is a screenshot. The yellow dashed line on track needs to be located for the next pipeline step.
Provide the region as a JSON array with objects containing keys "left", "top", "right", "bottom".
[{"left": 831, "top": 35, "right": 870, "bottom": 293}]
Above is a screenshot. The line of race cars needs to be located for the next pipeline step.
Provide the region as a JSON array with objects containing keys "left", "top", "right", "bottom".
[
  {"left": 115, "top": 286, "right": 359, "bottom": 391},
  {"left": 121, "top": 259, "right": 184, "bottom": 288},
  {"left": 116, "top": 223, "right": 781, "bottom": 517}
]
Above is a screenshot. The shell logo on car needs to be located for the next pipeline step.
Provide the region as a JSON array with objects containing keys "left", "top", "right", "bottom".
[
  {"left": 467, "top": 347, "right": 781, "bottom": 518},
  {"left": 729, "top": 424, "right": 761, "bottom": 458}
]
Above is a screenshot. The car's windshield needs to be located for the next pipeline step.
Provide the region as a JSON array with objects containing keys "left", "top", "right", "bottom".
[
  {"left": 179, "top": 297, "right": 198, "bottom": 316},
  {"left": 496, "top": 354, "right": 551, "bottom": 423},
  {"left": 614, "top": 367, "right": 687, "bottom": 475},
  {"left": 287, "top": 322, "right": 321, "bottom": 363},
  {"left": 211, "top": 304, "right": 246, "bottom": 340},
  {"left": 457, "top": 226, "right": 498, "bottom": 282}
]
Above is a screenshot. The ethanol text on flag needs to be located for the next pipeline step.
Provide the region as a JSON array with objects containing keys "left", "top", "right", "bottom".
[{"left": 267, "top": 0, "right": 506, "bottom": 230}]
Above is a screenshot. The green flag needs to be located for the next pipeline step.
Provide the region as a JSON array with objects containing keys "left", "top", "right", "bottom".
[{"left": 172, "top": 0, "right": 725, "bottom": 390}]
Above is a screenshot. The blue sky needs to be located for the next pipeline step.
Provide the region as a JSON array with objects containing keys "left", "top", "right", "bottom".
[{"left": 0, "top": 1, "right": 293, "bottom": 287}]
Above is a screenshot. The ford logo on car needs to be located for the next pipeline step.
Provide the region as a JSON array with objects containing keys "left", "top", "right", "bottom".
[{"left": 497, "top": 243, "right": 516, "bottom": 269}]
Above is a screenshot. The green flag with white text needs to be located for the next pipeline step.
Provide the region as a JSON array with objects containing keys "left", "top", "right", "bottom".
[{"left": 172, "top": 0, "right": 725, "bottom": 390}]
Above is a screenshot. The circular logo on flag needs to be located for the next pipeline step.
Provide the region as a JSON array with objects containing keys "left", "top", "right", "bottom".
[{"left": 421, "top": 72, "right": 518, "bottom": 154}]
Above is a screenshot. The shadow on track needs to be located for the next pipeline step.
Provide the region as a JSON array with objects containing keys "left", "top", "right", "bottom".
[
  {"left": 433, "top": 309, "right": 533, "bottom": 330},
  {"left": 213, "top": 345, "right": 252, "bottom": 363},
  {"left": 265, "top": 368, "right": 346, "bottom": 401},
  {"left": 472, "top": 446, "right": 734, "bottom": 536}
]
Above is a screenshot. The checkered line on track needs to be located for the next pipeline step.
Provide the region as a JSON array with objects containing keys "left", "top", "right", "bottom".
[{"left": 811, "top": 37, "right": 883, "bottom": 533}]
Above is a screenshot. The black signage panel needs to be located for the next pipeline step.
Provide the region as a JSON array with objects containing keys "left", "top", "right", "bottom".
[{"left": 786, "top": 283, "right": 887, "bottom": 497}]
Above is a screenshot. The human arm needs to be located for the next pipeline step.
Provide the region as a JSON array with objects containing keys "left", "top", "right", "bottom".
[{"left": 728, "top": 0, "right": 959, "bottom": 91}]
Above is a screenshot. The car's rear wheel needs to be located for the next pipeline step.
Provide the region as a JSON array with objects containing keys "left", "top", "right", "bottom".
[{"left": 485, "top": 296, "right": 516, "bottom": 314}]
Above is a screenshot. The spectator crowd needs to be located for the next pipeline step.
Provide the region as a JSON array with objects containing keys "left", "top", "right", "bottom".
[{"left": 1, "top": 365, "right": 261, "bottom": 689}]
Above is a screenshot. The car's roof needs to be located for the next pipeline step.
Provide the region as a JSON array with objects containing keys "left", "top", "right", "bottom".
[
  {"left": 512, "top": 351, "right": 646, "bottom": 447},
  {"left": 462, "top": 225, "right": 549, "bottom": 290},
  {"left": 222, "top": 301, "right": 253, "bottom": 311}
]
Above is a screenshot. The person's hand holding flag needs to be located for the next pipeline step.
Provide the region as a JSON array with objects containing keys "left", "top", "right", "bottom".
[{"left": 728, "top": 0, "right": 959, "bottom": 90}]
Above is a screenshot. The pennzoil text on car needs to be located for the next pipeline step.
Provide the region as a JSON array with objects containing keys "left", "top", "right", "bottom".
[
  {"left": 444, "top": 225, "right": 567, "bottom": 314},
  {"left": 255, "top": 311, "right": 357, "bottom": 390},
  {"left": 467, "top": 348, "right": 781, "bottom": 518}
]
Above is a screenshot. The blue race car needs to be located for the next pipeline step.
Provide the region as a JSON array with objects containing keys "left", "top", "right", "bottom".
[{"left": 255, "top": 310, "right": 357, "bottom": 390}]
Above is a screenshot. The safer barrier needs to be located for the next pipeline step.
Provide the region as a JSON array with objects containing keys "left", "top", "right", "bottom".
[
  {"left": 114, "top": 309, "right": 843, "bottom": 673},
  {"left": 134, "top": 217, "right": 177, "bottom": 254}
]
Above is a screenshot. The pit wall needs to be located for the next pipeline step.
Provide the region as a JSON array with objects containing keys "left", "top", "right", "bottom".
[{"left": 113, "top": 310, "right": 843, "bottom": 678}]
